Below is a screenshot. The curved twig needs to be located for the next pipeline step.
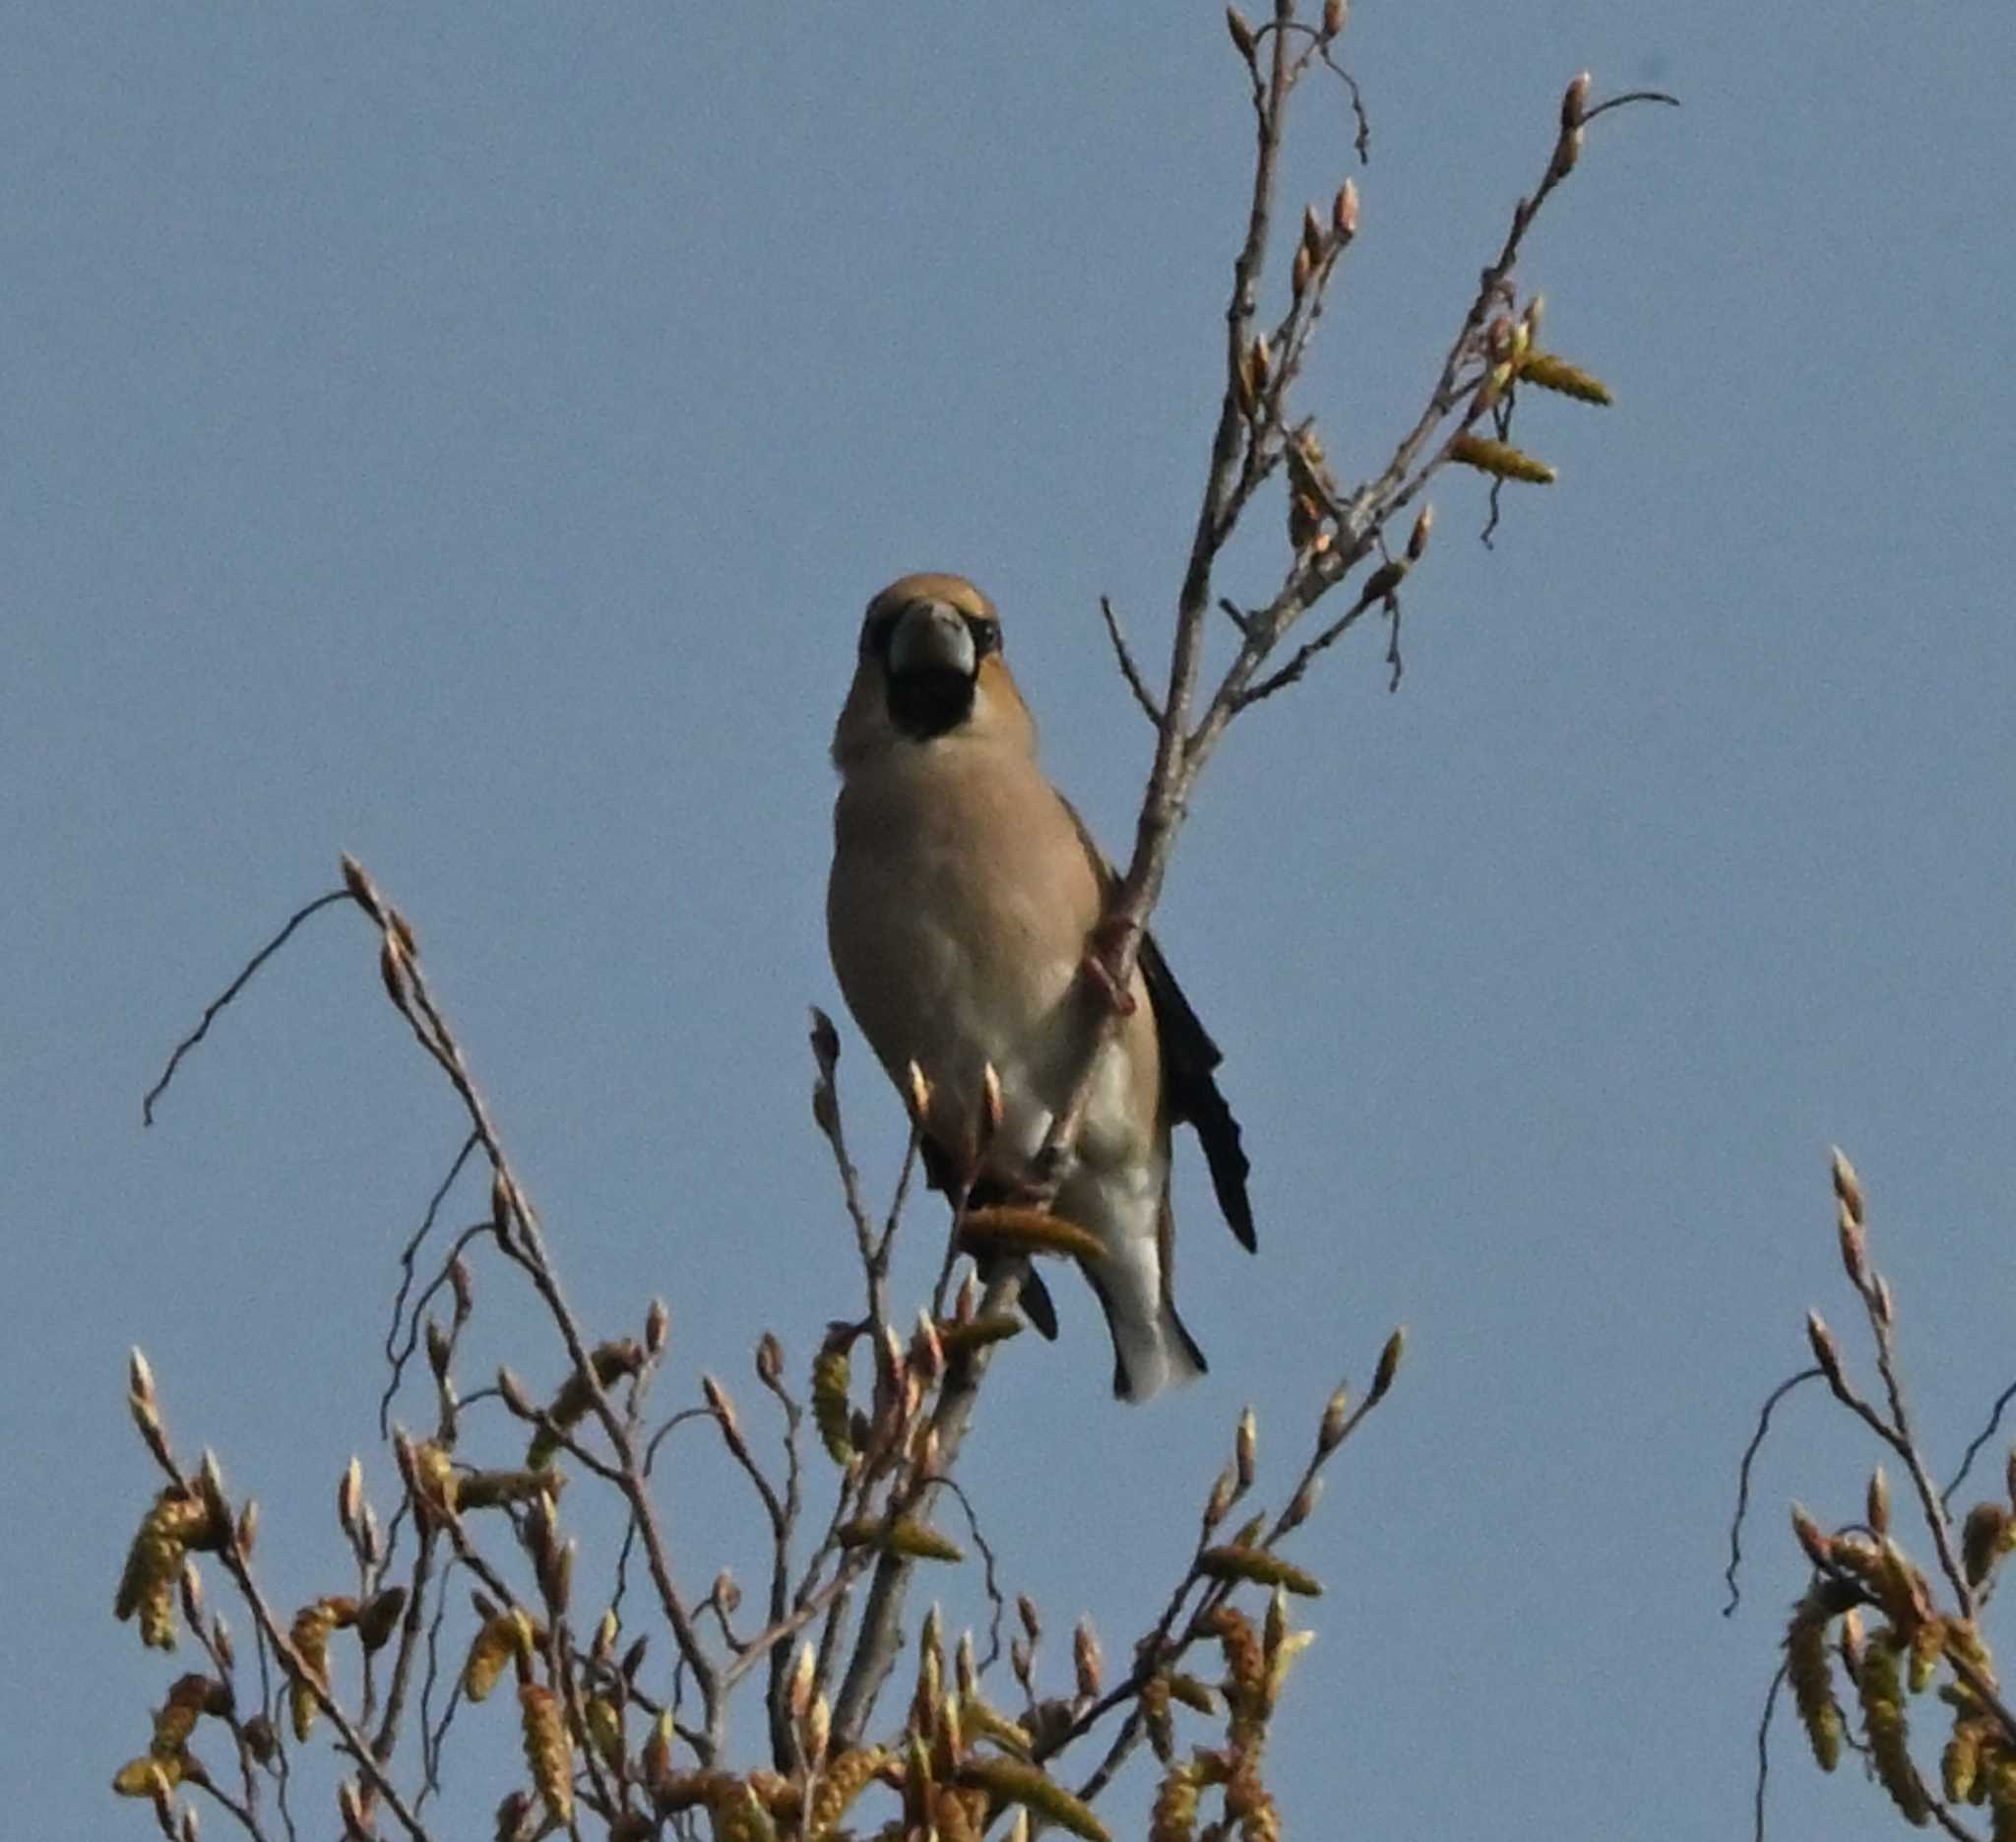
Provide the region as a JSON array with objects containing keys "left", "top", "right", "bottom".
[
  {"left": 143, "top": 888, "right": 353, "bottom": 1124},
  {"left": 1723, "top": 1367, "right": 1822, "bottom": 1617}
]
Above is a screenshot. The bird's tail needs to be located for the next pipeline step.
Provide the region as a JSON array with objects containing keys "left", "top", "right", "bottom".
[{"left": 1091, "top": 1235, "right": 1208, "bottom": 1404}]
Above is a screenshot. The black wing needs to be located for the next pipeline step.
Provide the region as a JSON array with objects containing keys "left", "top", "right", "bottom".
[
  {"left": 1057, "top": 796, "right": 1257, "bottom": 1253},
  {"left": 1140, "top": 931, "right": 1256, "bottom": 1252}
]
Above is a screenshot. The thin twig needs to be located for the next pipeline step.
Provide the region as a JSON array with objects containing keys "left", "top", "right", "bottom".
[
  {"left": 143, "top": 889, "right": 352, "bottom": 1124},
  {"left": 1723, "top": 1367, "right": 1823, "bottom": 1617},
  {"left": 1099, "top": 597, "right": 1165, "bottom": 727},
  {"left": 1946, "top": 1375, "right": 2016, "bottom": 1508}
]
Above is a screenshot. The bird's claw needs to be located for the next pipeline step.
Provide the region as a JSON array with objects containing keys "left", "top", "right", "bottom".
[{"left": 1081, "top": 917, "right": 1140, "bottom": 1017}]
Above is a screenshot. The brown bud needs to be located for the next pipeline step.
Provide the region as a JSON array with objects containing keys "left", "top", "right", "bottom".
[
  {"left": 1370, "top": 1326, "right": 1405, "bottom": 1403},
  {"left": 129, "top": 1346, "right": 158, "bottom": 1410},
  {"left": 713, "top": 1568, "right": 740, "bottom": 1617},
  {"left": 1204, "top": 1464, "right": 1237, "bottom": 1529},
  {"left": 1292, "top": 243, "right": 1313, "bottom": 297},
  {"left": 1321, "top": 0, "right": 1347, "bottom": 38},
  {"left": 1407, "top": 505, "right": 1434, "bottom": 561},
  {"left": 1806, "top": 1311, "right": 1850, "bottom": 1398},
  {"left": 449, "top": 1255, "right": 473, "bottom": 1322},
  {"left": 1226, "top": 6, "right": 1258, "bottom": 61},
  {"left": 337, "top": 1457, "right": 362, "bottom": 1537},
  {"left": 198, "top": 1449, "right": 229, "bottom": 1527},
  {"left": 1073, "top": 1620, "right": 1102, "bottom": 1700},
  {"left": 1318, "top": 1382, "right": 1351, "bottom": 1451},
  {"left": 1018, "top": 1594, "right": 1042, "bottom": 1645},
  {"left": 1235, "top": 1407, "right": 1258, "bottom": 1492},
  {"left": 1866, "top": 1467, "right": 1891, "bottom": 1537},
  {"left": 702, "top": 1374, "right": 739, "bottom": 1440},
  {"left": 1836, "top": 1202, "right": 1869, "bottom": 1292},
  {"left": 424, "top": 1317, "right": 453, "bottom": 1382},
  {"left": 1830, "top": 1146, "right": 1865, "bottom": 1226},
  {"left": 340, "top": 853, "right": 382, "bottom": 918},
  {"left": 1300, "top": 203, "right": 1325, "bottom": 259},
  {"left": 1332, "top": 177, "right": 1359, "bottom": 241},
  {"left": 914, "top": 1309, "right": 946, "bottom": 1383},
  {"left": 788, "top": 1640, "right": 817, "bottom": 1718},
  {"left": 497, "top": 1367, "right": 535, "bottom": 1420},
  {"left": 358, "top": 1587, "right": 407, "bottom": 1653},
  {"left": 1281, "top": 1476, "right": 1323, "bottom": 1533},
  {"left": 979, "top": 1061, "right": 1005, "bottom": 1148},
  {"left": 1560, "top": 69, "right": 1591, "bottom": 130},
  {"left": 755, "top": 1331, "right": 784, "bottom": 1388},
  {"left": 1791, "top": 1503, "right": 1835, "bottom": 1570},
  {"left": 377, "top": 934, "right": 410, "bottom": 1009},
  {"left": 490, "top": 1169, "right": 514, "bottom": 1243},
  {"left": 235, "top": 1498, "right": 259, "bottom": 1560}
]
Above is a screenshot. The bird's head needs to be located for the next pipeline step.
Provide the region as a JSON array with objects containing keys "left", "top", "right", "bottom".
[{"left": 832, "top": 573, "right": 1035, "bottom": 769}]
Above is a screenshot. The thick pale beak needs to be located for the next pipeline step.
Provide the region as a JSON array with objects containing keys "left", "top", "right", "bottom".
[{"left": 888, "top": 601, "right": 976, "bottom": 678}]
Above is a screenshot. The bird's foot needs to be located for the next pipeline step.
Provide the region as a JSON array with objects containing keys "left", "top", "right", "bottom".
[{"left": 1080, "top": 917, "right": 1140, "bottom": 1017}]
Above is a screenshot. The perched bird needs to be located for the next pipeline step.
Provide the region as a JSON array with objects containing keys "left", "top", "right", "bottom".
[{"left": 826, "top": 573, "right": 1255, "bottom": 1402}]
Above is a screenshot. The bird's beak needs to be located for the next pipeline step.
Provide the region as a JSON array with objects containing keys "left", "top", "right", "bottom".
[{"left": 888, "top": 601, "right": 977, "bottom": 680}]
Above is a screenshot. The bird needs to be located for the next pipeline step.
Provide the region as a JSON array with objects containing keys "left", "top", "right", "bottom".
[{"left": 826, "top": 572, "right": 1255, "bottom": 1402}]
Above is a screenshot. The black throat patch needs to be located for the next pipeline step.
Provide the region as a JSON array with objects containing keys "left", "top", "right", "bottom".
[{"left": 886, "top": 667, "right": 976, "bottom": 740}]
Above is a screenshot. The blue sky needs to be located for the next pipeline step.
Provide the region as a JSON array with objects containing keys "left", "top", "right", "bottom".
[{"left": 6, "top": 5, "right": 2013, "bottom": 1837}]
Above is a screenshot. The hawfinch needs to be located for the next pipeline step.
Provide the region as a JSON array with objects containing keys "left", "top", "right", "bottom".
[{"left": 826, "top": 573, "right": 1254, "bottom": 1402}]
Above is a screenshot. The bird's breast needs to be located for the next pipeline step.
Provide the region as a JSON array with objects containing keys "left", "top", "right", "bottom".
[{"left": 828, "top": 744, "right": 1138, "bottom": 1169}]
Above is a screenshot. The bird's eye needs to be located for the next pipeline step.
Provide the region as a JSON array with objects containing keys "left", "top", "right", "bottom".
[
  {"left": 861, "top": 608, "right": 901, "bottom": 659},
  {"left": 965, "top": 616, "right": 1001, "bottom": 658}
]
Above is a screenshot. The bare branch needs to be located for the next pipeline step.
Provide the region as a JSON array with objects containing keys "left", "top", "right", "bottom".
[
  {"left": 1099, "top": 597, "right": 1164, "bottom": 727},
  {"left": 143, "top": 888, "right": 352, "bottom": 1124}
]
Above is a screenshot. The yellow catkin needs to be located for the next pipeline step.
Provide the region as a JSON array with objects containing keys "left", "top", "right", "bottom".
[
  {"left": 1910, "top": 1617, "right": 1945, "bottom": 1692},
  {"left": 1209, "top": 1608, "right": 1266, "bottom": 1709},
  {"left": 711, "top": 1783, "right": 781, "bottom": 1842},
  {"left": 959, "top": 1694, "right": 1031, "bottom": 1757},
  {"left": 1448, "top": 432, "right": 1557, "bottom": 485},
  {"left": 463, "top": 1612, "right": 524, "bottom": 1702},
  {"left": 641, "top": 1710, "right": 674, "bottom": 1788},
  {"left": 585, "top": 1694, "right": 624, "bottom": 1770},
  {"left": 288, "top": 1601, "right": 341, "bottom": 1742},
  {"left": 806, "top": 1747, "right": 888, "bottom": 1839},
  {"left": 1858, "top": 1636, "right": 1932, "bottom": 1825},
  {"left": 1984, "top": 1749, "right": 2016, "bottom": 1840},
  {"left": 812, "top": 1349, "right": 855, "bottom": 1466},
  {"left": 1784, "top": 1594, "right": 1846, "bottom": 1772},
  {"left": 112, "top": 1754, "right": 183, "bottom": 1798},
  {"left": 959, "top": 1206, "right": 1106, "bottom": 1264},
  {"left": 934, "top": 1785, "right": 982, "bottom": 1842},
  {"left": 1197, "top": 1548, "right": 1322, "bottom": 1597},
  {"left": 530, "top": 1340, "right": 644, "bottom": 1469},
  {"left": 1143, "top": 1677, "right": 1175, "bottom": 1763},
  {"left": 959, "top": 1758, "right": 1110, "bottom": 1842},
  {"left": 937, "top": 1315, "right": 1025, "bottom": 1357},
  {"left": 519, "top": 1683, "right": 574, "bottom": 1823},
  {"left": 1516, "top": 351, "right": 1614, "bottom": 405},
  {"left": 115, "top": 1489, "right": 215, "bottom": 1650},
  {"left": 1944, "top": 1720, "right": 1986, "bottom": 1805},
  {"left": 1225, "top": 1755, "right": 1280, "bottom": 1842},
  {"left": 837, "top": 1518, "right": 964, "bottom": 1563},
  {"left": 1150, "top": 1761, "right": 1200, "bottom": 1842}
]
